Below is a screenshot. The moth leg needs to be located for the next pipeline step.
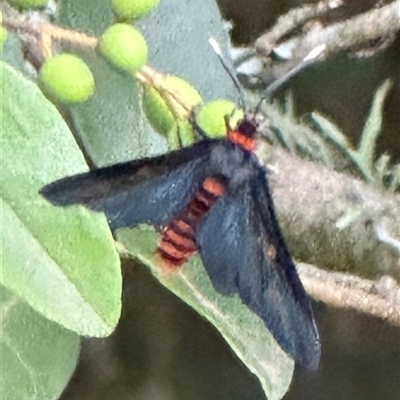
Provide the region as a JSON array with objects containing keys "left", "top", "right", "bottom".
[{"left": 189, "top": 107, "right": 209, "bottom": 139}]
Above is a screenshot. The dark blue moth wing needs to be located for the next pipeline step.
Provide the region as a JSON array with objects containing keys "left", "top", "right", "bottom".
[
  {"left": 251, "top": 167, "right": 321, "bottom": 369},
  {"left": 41, "top": 140, "right": 215, "bottom": 229},
  {"left": 196, "top": 165, "right": 321, "bottom": 369},
  {"left": 195, "top": 194, "right": 244, "bottom": 295}
]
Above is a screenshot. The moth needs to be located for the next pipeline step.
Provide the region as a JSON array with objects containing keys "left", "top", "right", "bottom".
[{"left": 41, "top": 114, "right": 321, "bottom": 369}]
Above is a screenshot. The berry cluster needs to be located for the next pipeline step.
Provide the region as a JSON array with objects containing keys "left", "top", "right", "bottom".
[{"left": 3, "top": 0, "right": 242, "bottom": 145}]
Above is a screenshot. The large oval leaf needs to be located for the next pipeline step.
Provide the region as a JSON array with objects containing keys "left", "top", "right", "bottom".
[
  {"left": 0, "top": 61, "right": 121, "bottom": 336},
  {"left": 117, "top": 226, "right": 294, "bottom": 400},
  {"left": 1, "top": 285, "right": 80, "bottom": 400}
]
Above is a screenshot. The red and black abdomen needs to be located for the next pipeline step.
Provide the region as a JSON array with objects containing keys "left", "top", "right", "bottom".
[{"left": 158, "top": 176, "right": 225, "bottom": 268}]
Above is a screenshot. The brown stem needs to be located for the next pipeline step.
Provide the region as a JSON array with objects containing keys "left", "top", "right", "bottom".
[
  {"left": 255, "top": 0, "right": 343, "bottom": 55},
  {"left": 41, "top": 23, "right": 98, "bottom": 48},
  {"left": 4, "top": 16, "right": 98, "bottom": 61},
  {"left": 256, "top": 1, "right": 400, "bottom": 59},
  {"left": 297, "top": 262, "right": 400, "bottom": 326}
]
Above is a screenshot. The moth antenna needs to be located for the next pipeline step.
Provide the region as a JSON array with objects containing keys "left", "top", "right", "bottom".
[
  {"left": 209, "top": 37, "right": 246, "bottom": 112},
  {"left": 254, "top": 44, "right": 326, "bottom": 115},
  {"left": 263, "top": 44, "right": 326, "bottom": 102}
]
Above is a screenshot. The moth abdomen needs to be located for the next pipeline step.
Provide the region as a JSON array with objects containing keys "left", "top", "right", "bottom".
[{"left": 158, "top": 176, "right": 225, "bottom": 268}]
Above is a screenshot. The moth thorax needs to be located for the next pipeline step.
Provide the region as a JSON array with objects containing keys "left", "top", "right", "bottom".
[
  {"left": 228, "top": 117, "right": 258, "bottom": 152},
  {"left": 236, "top": 118, "right": 258, "bottom": 138}
]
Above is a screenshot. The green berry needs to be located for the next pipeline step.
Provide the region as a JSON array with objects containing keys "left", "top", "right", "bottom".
[
  {"left": 142, "top": 74, "right": 202, "bottom": 148},
  {"left": 113, "top": 0, "right": 160, "bottom": 20},
  {"left": 161, "top": 74, "right": 203, "bottom": 112},
  {"left": 197, "top": 99, "right": 244, "bottom": 138},
  {"left": 99, "top": 24, "right": 148, "bottom": 73},
  {"left": 7, "top": 0, "right": 48, "bottom": 10},
  {"left": 142, "top": 85, "right": 176, "bottom": 138},
  {"left": 40, "top": 54, "right": 95, "bottom": 103}
]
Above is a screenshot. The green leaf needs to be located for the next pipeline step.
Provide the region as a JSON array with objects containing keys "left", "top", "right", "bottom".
[
  {"left": 358, "top": 79, "right": 392, "bottom": 174},
  {"left": 0, "top": 61, "right": 121, "bottom": 336},
  {"left": 117, "top": 226, "right": 294, "bottom": 400},
  {"left": 68, "top": 56, "right": 166, "bottom": 166},
  {"left": 312, "top": 79, "right": 393, "bottom": 186},
  {"left": 1, "top": 285, "right": 80, "bottom": 400}
]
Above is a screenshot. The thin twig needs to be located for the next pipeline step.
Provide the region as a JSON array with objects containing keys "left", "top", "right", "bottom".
[
  {"left": 256, "top": 1, "right": 400, "bottom": 60},
  {"left": 297, "top": 263, "right": 400, "bottom": 325},
  {"left": 255, "top": 0, "right": 343, "bottom": 55}
]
